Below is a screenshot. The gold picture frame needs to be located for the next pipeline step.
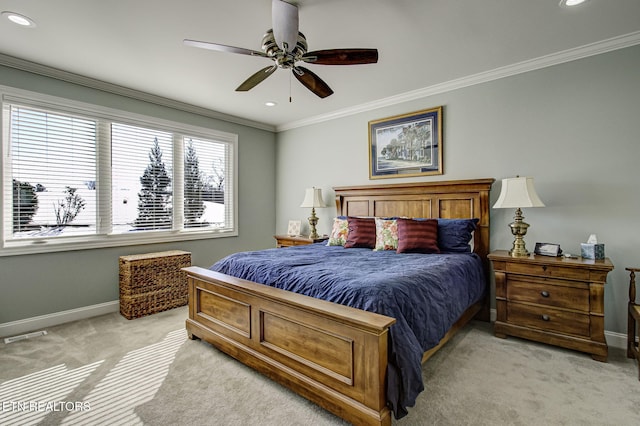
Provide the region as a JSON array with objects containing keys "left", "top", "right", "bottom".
[{"left": 368, "top": 106, "right": 443, "bottom": 179}]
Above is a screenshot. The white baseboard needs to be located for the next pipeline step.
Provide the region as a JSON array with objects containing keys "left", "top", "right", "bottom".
[
  {"left": 0, "top": 300, "right": 119, "bottom": 339},
  {"left": 604, "top": 330, "right": 628, "bottom": 350},
  {"left": 488, "top": 308, "right": 627, "bottom": 350}
]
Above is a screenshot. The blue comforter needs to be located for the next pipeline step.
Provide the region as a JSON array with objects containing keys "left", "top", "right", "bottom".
[{"left": 210, "top": 243, "right": 485, "bottom": 418}]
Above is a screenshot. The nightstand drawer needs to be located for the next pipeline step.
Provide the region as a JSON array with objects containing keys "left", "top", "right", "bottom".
[
  {"left": 506, "top": 262, "right": 590, "bottom": 281},
  {"left": 274, "top": 235, "right": 329, "bottom": 248},
  {"left": 507, "top": 278, "right": 589, "bottom": 311},
  {"left": 507, "top": 302, "right": 590, "bottom": 337},
  {"left": 279, "top": 240, "right": 305, "bottom": 247}
]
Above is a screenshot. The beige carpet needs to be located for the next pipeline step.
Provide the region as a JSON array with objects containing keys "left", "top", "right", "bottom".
[{"left": 1, "top": 306, "right": 638, "bottom": 425}]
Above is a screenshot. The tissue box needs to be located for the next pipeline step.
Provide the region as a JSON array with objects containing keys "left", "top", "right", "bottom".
[{"left": 581, "top": 243, "right": 605, "bottom": 260}]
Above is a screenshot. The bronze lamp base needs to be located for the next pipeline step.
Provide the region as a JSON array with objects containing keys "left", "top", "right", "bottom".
[
  {"left": 508, "top": 208, "right": 531, "bottom": 257},
  {"left": 307, "top": 207, "right": 320, "bottom": 239}
]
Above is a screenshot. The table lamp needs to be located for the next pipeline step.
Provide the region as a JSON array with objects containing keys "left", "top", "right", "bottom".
[
  {"left": 300, "top": 187, "right": 326, "bottom": 239},
  {"left": 493, "top": 176, "right": 545, "bottom": 257}
]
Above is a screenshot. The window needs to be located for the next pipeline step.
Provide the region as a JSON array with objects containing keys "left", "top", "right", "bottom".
[
  {"left": 8, "top": 106, "right": 97, "bottom": 238},
  {"left": 1, "top": 89, "right": 237, "bottom": 256},
  {"left": 111, "top": 123, "right": 174, "bottom": 232}
]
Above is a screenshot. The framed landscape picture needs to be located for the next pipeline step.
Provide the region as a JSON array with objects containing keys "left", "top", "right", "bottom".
[{"left": 368, "top": 106, "right": 443, "bottom": 179}]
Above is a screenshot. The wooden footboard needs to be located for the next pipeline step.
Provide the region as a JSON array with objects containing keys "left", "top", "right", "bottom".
[{"left": 184, "top": 266, "right": 396, "bottom": 426}]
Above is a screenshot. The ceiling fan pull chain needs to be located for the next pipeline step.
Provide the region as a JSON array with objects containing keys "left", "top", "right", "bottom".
[{"left": 289, "top": 72, "right": 292, "bottom": 103}]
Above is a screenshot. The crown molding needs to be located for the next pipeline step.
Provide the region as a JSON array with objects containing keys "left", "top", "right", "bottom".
[
  {"left": 1, "top": 30, "right": 638, "bottom": 134},
  {"left": 0, "top": 53, "right": 276, "bottom": 132},
  {"left": 277, "top": 31, "right": 640, "bottom": 132}
]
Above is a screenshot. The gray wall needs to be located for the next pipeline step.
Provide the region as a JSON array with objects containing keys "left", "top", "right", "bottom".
[
  {"left": 276, "top": 45, "right": 640, "bottom": 335},
  {"left": 2, "top": 45, "right": 639, "bottom": 337},
  {"left": 0, "top": 65, "right": 277, "bottom": 324}
]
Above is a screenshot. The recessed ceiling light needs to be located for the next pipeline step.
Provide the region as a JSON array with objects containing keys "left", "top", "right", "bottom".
[
  {"left": 2, "top": 11, "right": 36, "bottom": 27},
  {"left": 559, "top": 0, "right": 588, "bottom": 7},
  {"left": 265, "top": 101, "right": 277, "bottom": 107}
]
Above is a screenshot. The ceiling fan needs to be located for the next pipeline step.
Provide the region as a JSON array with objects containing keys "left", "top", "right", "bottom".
[{"left": 184, "top": 0, "right": 378, "bottom": 98}]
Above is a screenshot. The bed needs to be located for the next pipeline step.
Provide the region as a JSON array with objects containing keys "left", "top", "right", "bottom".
[{"left": 184, "top": 178, "right": 494, "bottom": 425}]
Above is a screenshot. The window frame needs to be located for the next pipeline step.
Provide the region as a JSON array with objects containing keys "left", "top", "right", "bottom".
[{"left": 1, "top": 86, "right": 238, "bottom": 256}]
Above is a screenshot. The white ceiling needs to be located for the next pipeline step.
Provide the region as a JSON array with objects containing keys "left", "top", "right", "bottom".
[{"left": 1, "top": 0, "right": 639, "bottom": 131}]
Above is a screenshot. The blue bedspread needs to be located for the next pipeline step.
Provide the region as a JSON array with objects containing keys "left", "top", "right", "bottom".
[{"left": 210, "top": 243, "right": 485, "bottom": 418}]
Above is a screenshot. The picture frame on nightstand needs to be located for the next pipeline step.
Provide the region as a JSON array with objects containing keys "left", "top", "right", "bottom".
[
  {"left": 287, "top": 220, "right": 301, "bottom": 237},
  {"left": 534, "top": 242, "right": 562, "bottom": 257}
]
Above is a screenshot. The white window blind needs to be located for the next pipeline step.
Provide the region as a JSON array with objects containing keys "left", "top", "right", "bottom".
[
  {"left": 183, "top": 137, "right": 232, "bottom": 230},
  {"left": 8, "top": 106, "right": 97, "bottom": 240},
  {"left": 2, "top": 90, "right": 238, "bottom": 256},
  {"left": 111, "top": 123, "right": 173, "bottom": 232}
]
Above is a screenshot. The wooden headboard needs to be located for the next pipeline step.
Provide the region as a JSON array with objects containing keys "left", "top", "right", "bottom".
[{"left": 334, "top": 178, "right": 495, "bottom": 271}]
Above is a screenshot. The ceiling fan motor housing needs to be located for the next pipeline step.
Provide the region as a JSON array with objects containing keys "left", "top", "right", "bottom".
[{"left": 262, "top": 29, "right": 308, "bottom": 68}]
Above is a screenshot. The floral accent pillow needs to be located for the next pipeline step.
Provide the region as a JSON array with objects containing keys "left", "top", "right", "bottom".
[
  {"left": 374, "top": 218, "right": 398, "bottom": 251},
  {"left": 326, "top": 217, "right": 348, "bottom": 246}
]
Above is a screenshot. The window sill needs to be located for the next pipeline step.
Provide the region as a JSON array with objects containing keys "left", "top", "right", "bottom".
[{"left": 0, "top": 229, "right": 237, "bottom": 257}]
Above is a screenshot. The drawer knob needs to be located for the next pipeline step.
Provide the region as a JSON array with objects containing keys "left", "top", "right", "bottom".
[
  {"left": 541, "top": 291, "right": 550, "bottom": 298},
  {"left": 542, "top": 265, "right": 548, "bottom": 272},
  {"left": 542, "top": 314, "right": 551, "bottom": 321}
]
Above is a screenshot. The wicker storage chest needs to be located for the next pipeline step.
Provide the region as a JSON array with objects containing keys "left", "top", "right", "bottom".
[{"left": 119, "top": 250, "right": 191, "bottom": 319}]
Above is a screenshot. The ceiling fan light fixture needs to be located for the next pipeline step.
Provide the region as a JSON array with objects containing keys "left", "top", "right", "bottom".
[
  {"left": 2, "top": 11, "right": 36, "bottom": 27},
  {"left": 559, "top": 0, "right": 588, "bottom": 7}
]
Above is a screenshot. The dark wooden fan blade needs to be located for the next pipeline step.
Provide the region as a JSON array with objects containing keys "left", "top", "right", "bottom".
[
  {"left": 184, "top": 39, "right": 268, "bottom": 58},
  {"left": 302, "top": 49, "right": 378, "bottom": 65},
  {"left": 236, "top": 65, "right": 278, "bottom": 92},
  {"left": 292, "top": 66, "right": 334, "bottom": 98}
]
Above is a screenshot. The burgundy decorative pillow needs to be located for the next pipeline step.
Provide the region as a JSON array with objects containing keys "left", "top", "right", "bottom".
[
  {"left": 396, "top": 218, "right": 440, "bottom": 254},
  {"left": 344, "top": 217, "right": 376, "bottom": 249}
]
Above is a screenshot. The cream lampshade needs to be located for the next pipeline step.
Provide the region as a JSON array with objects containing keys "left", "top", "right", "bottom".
[
  {"left": 300, "top": 187, "right": 326, "bottom": 239},
  {"left": 493, "top": 176, "right": 545, "bottom": 257}
]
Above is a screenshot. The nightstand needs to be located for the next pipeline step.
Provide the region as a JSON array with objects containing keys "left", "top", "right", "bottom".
[
  {"left": 488, "top": 250, "right": 614, "bottom": 361},
  {"left": 274, "top": 235, "right": 328, "bottom": 248}
]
